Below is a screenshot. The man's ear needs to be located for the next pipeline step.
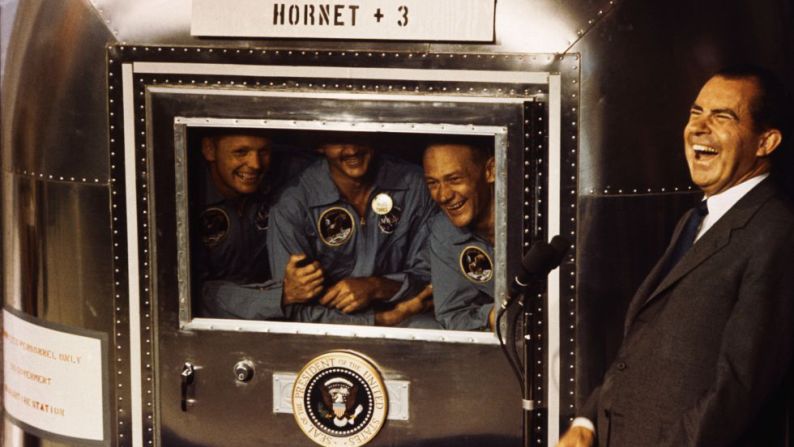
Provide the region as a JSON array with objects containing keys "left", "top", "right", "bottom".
[
  {"left": 485, "top": 156, "right": 496, "bottom": 184},
  {"left": 756, "top": 129, "right": 782, "bottom": 157},
  {"left": 201, "top": 137, "right": 216, "bottom": 162}
]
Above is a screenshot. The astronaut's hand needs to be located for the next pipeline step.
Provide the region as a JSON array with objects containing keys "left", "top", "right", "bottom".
[
  {"left": 556, "top": 427, "right": 595, "bottom": 447},
  {"left": 282, "top": 254, "right": 324, "bottom": 305},
  {"left": 375, "top": 285, "right": 433, "bottom": 326},
  {"left": 320, "top": 277, "right": 400, "bottom": 313}
]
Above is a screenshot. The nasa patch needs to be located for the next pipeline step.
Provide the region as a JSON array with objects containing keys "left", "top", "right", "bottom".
[
  {"left": 318, "top": 207, "right": 355, "bottom": 247},
  {"left": 377, "top": 205, "right": 402, "bottom": 234},
  {"left": 200, "top": 207, "right": 229, "bottom": 248},
  {"left": 292, "top": 351, "right": 388, "bottom": 447},
  {"left": 459, "top": 245, "right": 494, "bottom": 284},
  {"left": 254, "top": 201, "right": 269, "bottom": 231}
]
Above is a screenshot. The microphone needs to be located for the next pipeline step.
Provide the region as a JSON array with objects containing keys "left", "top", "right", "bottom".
[{"left": 512, "top": 235, "right": 570, "bottom": 294}]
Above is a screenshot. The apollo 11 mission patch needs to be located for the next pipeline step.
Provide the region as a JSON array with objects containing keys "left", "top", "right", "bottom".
[
  {"left": 318, "top": 207, "right": 355, "bottom": 247},
  {"left": 459, "top": 245, "right": 494, "bottom": 283},
  {"left": 200, "top": 207, "right": 229, "bottom": 247}
]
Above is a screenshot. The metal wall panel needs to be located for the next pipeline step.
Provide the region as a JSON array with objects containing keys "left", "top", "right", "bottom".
[
  {"left": 573, "top": 0, "right": 794, "bottom": 192},
  {"left": 157, "top": 333, "right": 521, "bottom": 447},
  {"left": 4, "top": 174, "right": 114, "bottom": 333},
  {"left": 87, "top": 0, "right": 606, "bottom": 53},
  {"left": 2, "top": 174, "right": 116, "bottom": 445},
  {"left": 575, "top": 192, "right": 700, "bottom": 406},
  {"left": 2, "top": 0, "right": 115, "bottom": 181}
]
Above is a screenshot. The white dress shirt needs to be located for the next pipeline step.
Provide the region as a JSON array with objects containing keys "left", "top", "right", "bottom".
[{"left": 696, "top": 173, "right": 768, "bottom": 241}]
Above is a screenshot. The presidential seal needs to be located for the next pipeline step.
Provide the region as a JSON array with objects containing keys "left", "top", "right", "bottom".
[
  {"left": 292, "top": 351, "right": 388, "bottom": 447},
  {"left": 459, "top": 245, "right": 494, "bottom": 283},
  {"left": 318, "top": 207, "right": 355, "bottom": 247}
]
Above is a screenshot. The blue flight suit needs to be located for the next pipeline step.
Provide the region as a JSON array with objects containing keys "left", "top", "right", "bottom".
[
  {"left": 268, "top": 155, "right": 435, "bottom": 325},
  {"left": 428, "top": 212, "right": 494, "bottom": 330},
  {"left": 195, "top": 176, "right": 285, "bottom": 319}
]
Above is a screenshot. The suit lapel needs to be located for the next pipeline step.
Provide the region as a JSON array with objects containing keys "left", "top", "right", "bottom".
[{"left": 624, "top": 179, "right": 776, "bottom": 330}]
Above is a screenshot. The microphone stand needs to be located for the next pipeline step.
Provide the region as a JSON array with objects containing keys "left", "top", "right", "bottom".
[
  {"left": 517, "top": 279, "right": 543, "bottom": 447},
  {"left": 502, "top": 278, "right": 542, "bottom": 447},
  {"left": 505, "top": 235, "right": 568, "bottom": 447}
]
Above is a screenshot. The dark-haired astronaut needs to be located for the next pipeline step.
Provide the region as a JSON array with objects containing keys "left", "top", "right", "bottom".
[
  {"left": 423, "top": 141, "right": 496, "bottom": 331},
  {"left": 268, "top": 138, "right": 437, "bottom": 326},
  {"left": 196, "top": 131, "right": 285, "bottom": 319}
]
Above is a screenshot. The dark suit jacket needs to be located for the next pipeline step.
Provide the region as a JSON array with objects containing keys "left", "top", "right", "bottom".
[{"left": 582, "top": 179, "right": 794, "bottom": 446}]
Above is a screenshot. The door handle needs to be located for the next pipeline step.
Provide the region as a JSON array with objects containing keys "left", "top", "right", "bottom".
[{"left": 181, "top": 362, "right": 195, "bottom": 411}]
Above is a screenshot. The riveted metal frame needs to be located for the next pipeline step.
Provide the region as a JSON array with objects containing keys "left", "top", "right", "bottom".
[
  {"left": 107, "top": 52, "right": 134, "bottom": 447},
  {"left": 556, "top": 54, "right": 581, "bottom": 441},
  {"left": 107, "top": 45, "right": 579, "bottom": 447}
]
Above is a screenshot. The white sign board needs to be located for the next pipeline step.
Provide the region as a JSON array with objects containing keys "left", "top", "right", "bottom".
[
  {"left": 192, "top": 0, "right": 495, "bottom": 41},
  {"left": 3, "top": 309, "right": 107, "bottom": 442}
]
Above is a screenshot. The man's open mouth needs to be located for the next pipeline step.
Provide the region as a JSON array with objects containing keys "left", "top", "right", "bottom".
[
  {"left": 446, "top": 200, "right": 466, "bottom": 214},
  {"left": 692, "top": 144, "right": 718, "bottom": 158},
  {"left": 236, "top": 171, "right": 260, "bottom": 183},
  {"left": 342, "top": 155, "right": 365, "bottom": 166}
]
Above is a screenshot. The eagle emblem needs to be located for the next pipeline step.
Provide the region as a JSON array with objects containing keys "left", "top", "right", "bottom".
[{"left": 319, "top": 378, "right": 364, "bottom": 428}]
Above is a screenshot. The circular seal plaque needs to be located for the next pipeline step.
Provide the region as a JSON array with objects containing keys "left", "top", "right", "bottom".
[{"left": 292, "top": 351, "right": 388, "bottom": 447}]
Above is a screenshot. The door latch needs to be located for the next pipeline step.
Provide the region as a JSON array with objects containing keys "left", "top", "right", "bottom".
[{"left": 181, "top": 362, "right": 195, "bottom": 411}]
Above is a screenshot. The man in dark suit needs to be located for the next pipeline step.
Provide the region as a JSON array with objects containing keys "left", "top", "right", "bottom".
[{"left": 559, "top": 65, "right": 794, "bottom": 446}]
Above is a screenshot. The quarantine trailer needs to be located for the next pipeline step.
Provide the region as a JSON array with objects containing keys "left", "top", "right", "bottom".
[{"left": 2, "top": 0, "right": 792, "bottom": 446}]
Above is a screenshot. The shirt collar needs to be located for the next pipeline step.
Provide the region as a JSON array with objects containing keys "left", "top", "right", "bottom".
[
  {"left": 436, "top": 212, "right": 491, "bottom": 246},
  {"left": 204, "top": 167, "right": 226, "bottom": 206},
  {"left": 306, "top": 159, "right": 341, "bottom": 207},
  {"left": 697, "top": 173, "right": 769, "bottom": 239}
]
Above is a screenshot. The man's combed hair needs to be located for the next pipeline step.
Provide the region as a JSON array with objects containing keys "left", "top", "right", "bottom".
[
  {"left": 424, "top": 135, "right": 494, "bottom": 166},
  {"left": 199, "top": 127, "right": 273, "bottom": 147},
  {"left": 716, "top": 64, "right": 793, "bottom": 198},
  {"left": 715, "top": 64, "right": 789, "bottom": 135}
]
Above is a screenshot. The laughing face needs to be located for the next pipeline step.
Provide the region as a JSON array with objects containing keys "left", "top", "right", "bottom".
[
  {"left": 202, "top": 134, "right": 271, "bottom": 198},
  {"left": 320, "top": 143, "right": 374, "bottom": 181},
  {"left": 684, "top": 76, "right": 779, "bottom": 196},
  {"left": 423, "top": 144, "right": 495, "bottom": 232}
]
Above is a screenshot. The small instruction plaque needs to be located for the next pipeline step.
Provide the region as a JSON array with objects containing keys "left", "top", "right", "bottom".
[{"left": 3, "top": 309, "right": 107, "bottom": 442}]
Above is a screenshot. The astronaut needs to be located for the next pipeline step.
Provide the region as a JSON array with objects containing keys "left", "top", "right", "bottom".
[
  {"left": 195, "top": 130, "right": 285, "bottom": 319},
  {"left": 268, "top": 133, "right": 437, "bottom": 326},
  {"left": 423, "top": 140, "right": 496, "bottom": 331}
]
